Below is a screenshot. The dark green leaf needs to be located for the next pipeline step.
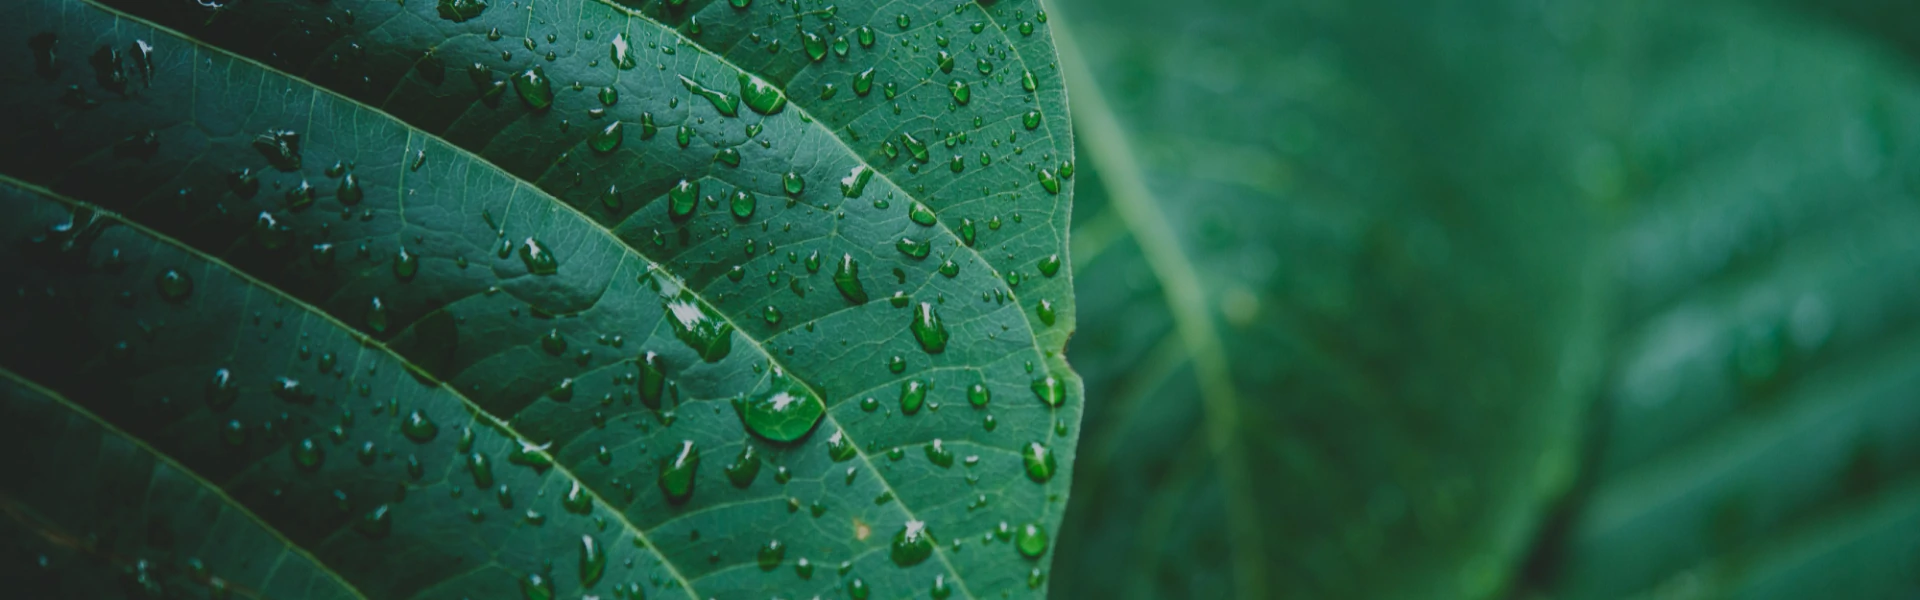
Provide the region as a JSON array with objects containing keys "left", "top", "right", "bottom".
[{"left": 0, "top": 0, "right": 1077, "bottom": 597}]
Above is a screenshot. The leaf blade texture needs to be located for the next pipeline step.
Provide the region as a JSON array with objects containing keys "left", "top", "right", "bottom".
[{"left": 0, "top": 0, "right": 1079, "bottom": 598}]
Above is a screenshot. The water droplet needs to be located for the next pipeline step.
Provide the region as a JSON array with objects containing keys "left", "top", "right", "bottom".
[
  {"left": 155, "top": 269, "right": 192, "bottom": 302},
  {"left": 762, "top": 305, "right": 782, "bottom": 324},
  {"left": 910, "top": 303, "right": 947, "bottom": 354},
  {"left": 387, "top": 413, "right": 435, "bottom": 446},
  {"left": 937, "top": 51, "right": 955, "bottom": 74},
  {"left": 1031, "top": 375, "right": 1063, "bottom": 407},
  {"left": 680, "top": 75, "right": 739, "bottom": 117},
  {"left": 1024, "top": 110, "right": 1042, "bottom": 131},
  {"left": 803, "top": 31, "right": 827, "bottom": 61},
  {"left": 467, "top": 452, "right": 494, "bottom": 488},
  {"left": 436, "top": 0, "right": 488, "bottom": 22},
  {"left": 795, "top": 556, "right": 815, "bottom": 579},
  {"left": 337, "top": 173, "right": 364, "bottom": 205},
  {"left": 924, "top": 439, "right": 954, "bottom": 467},
  {"left": 1023, "top": 441, "right": 1055, "bottom": 482},
  {"left": 1038, "top": 254, "right": 1061, "bottom": 277},
  {"left": 1038, "top": 168, "right": 1061, "bottom": 194},
  {"left": 392, "top": 247, "right": 418, "bottom": 281},
  {"left": 899, "top": 379, "right": 927, "bottom": 415},
  {"left": 714, "top": 147, "right": 742, "bottom": 167},
  {"left": 355, "top": 504, "right": 391, "bottom": 539},
  {"left": 757, "top": 539, "right": 785, "bottom": 570},
  {"left": 967, "top": 383, "right": 989, "bottom": 407},
  {"left": 1036, "top": 299, "right": 1056, "bottom": 326},
  {"left": 741, "top": 376, "right": 825, "bottom": 443},
  {"left": 589, "top": 121, "right": 623, "bottom": 153},
  {"left": 609, "top": 33, "right": 636, "bottom": 69},
  {"left": 366, "top": 296, "right": 389, "bottom": 333},
  {"left": 657, "top": 440, "right": 699, "bottom": 504},
  {"left": 1016, "top": 522, "right": 1049, "bottom": 558},
  {"left": 540, "top": 329, "right": 567, "bottom": 355},
  {"left": 508, "top": 440, "right": 554, "bottom": 472},
  {"left": 664, "top": 291, "right": 733, "bottom": 362},
  {"left": 579, "top": 534, "right": 607, "bottom": 586},
  {"left": 833, "top": 253, "right": 869, "bottom": 304},
  {"left": 738, "top": 72, "right": 786, "bottom": 115},
  {"left": 826, "top": 429, "right": 857, "bottom": 462},
  {"left": 206, "top": 368, "right": 238, "bottom": 410},
  {"left": 729, "top": 189, "right": 756, "bottom": 220},
  {"left": 901, "top": 133, "right": 930, "bottom": 163},
  {"left": 726, "top": 445, "right": 761, "bottom": 488},
  {"left": 908, "top": 203, "right": 937, "bottom": 226},
  {"left": 948, "top": 80, "right": 971, "bottom": 104},
  {"left": 512, "top": 66, "right": 553, "bottom": 110},
  {"left": 563, "top": 480, "right": 593, "bottom": 514},
  {"left": 668, "top": 179, "right": 700, "bottom": 222},
  {"left": 853, "top": 68, "right": 876, "bottom": 97},
  {"left": 291, "top": 437, "right": 324, "bottom": 471},
  {"left": 891, "top": 521, "right": 935, "bottom": 566},
  {"left": 251, "top": 129, "right": 302, "bottom": 171},
  {"left": 638, "top": 351, "right": 666, "bottom": 409},
  {"left": 932, "top": 575, "right": 953, "bottom": 599},
  {"left": 895, "top": 238, "right": 930, "bottom": 260},
  {"left": 840, "top": 165, "right": 874, "bottom": 198},
  {"left": 782, "top": 171, "right": 805, "bottom": 196},
  {"left": 518, "top": 238, "right": 558, "bottom": 275},
  {"left": 519, "top": 571, "right": 553, "bottom": 600}
]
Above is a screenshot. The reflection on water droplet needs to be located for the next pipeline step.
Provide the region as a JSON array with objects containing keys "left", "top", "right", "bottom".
[
  {"left": 726, "top": 445, "right": 761, "bottom": 488},
  {"left": 436, "top": 0, "right": 488, "bottom": 22},
  {"left": 1023, "top": 442, "right": 1055, "bottom": 482},
  {"left": 910, "top": 303, "right": 947, "bottom": 354},
  {"left": 518, "top": 238, "right": 558, "bottom": 275},
  {"left": 739, "top": 72, "right": 786, "bottom": 115},
  {"left": 833, "top": 253, "right": 868, "bottom": 304},
  {"left": 891, "top": 520, "right": 935, "bottom": 566},
  {"left": 664, "top": 291, "right": 733, "bottom": 362},
  {"left": 741, "top": 375, "right": 824, "bottom": 443},
  {"left": 657, "top": 440, "right": 699, "bottom": 504},
  {"left": 899, "top": 379, "right": 927, "bottom": 415},
  {"left": 155, "top": 268, "right": 193, "bottom": 302},
  {"left": 579, "top": 534, "right": 607, "bottom": 586},
  {"left": 512, "top": 66, "right": 553, "bottom": 110}
]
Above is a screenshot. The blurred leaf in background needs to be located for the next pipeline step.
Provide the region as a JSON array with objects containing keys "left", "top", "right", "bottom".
[{"left": 1052, "top": 0, "right": 1920, "bottom": 598}]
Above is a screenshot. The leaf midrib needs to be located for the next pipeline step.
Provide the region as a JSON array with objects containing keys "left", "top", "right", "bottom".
[{"left": 1, "top": 175, "right": 702, "bottom": 599}]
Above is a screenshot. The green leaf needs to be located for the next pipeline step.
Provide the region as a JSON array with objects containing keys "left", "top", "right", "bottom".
[
  {"left": 1050, "top": 1, "right": 1602, "bottom": 596},
  {"left": 1523, "top": 4, "right": 1920, "bottom": 598},
  {"left": 0, "top": 0, "right": 1077, "bottom": 597},
  {"left": 1051, "top": 0, "right": 1920, "bottom": 599}
]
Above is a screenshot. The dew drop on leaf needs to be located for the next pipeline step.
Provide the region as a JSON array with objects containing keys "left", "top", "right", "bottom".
[
  {"left": 891, "top": 520, "right": 935, "bottom": 566},
  {"left": 657, "top": 439, "right": 700, "bottom": 504}
]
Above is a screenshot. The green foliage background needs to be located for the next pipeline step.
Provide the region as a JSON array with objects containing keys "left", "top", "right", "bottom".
[{"left": 1052, "top": 0, "right": 1920, "bottom": 598}]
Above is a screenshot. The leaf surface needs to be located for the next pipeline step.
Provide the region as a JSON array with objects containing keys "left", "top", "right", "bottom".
[{"left": 0, "top": 0, "right": 1078, "bottom": 597}]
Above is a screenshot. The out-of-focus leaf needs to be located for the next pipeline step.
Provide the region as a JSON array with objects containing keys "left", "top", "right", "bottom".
[
  {"left": 0, "top": 0, "right": 1079, "bottom": 597},
  {"left": 1534, "top": 4, "right": 1920, "bottom": 598},
  {"left": 1050, "top": 0, "right": 1606, "bottom": 597},
  {"left": 1054, "top": 0, "right": 1920, "bottom": 598}
]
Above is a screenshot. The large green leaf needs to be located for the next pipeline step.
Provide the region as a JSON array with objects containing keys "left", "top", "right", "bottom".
[{"left": 0, "top": 0, "right": 1077, "bottom": 597}]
